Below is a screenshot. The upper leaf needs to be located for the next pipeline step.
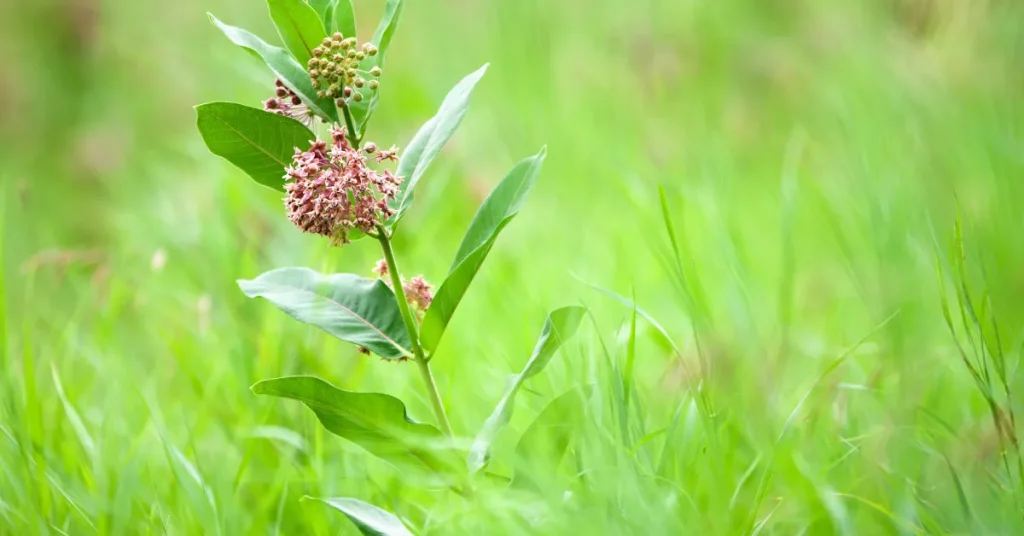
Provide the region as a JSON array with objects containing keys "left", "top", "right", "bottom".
[
  {"left": 347, "top": 0, "right": 404, "bottom": 135},
  {"left": 466, "top": 306, "right": 585, "bottom": 473},
  {"left": 328, "top": 0, "right": 357, "bottom": 39},
  {"left": 387, "top": 64, "right": 489, "bottom": 228},
  {"left": 253, "top": 376, "right": 459, "bottom": 477},
  {"left": 419, "top": 148, "right": 547, "bottom": 352},
  {"left": 267, "top": 0, "right": 327, "bottom": 65},
  {"left": 306, "top": 0, "right": 334, "bottom": 23},
  {"left": 305, "top": 497, "right": 414, "bottom": 536},
  {"left": 209, "top": 13, "right": 339, "bottom": 124},
  {"left": 238, "top": 267, "right": 412, "bottom": 359},
  {"left": 196, "top": 102, "right": 313, "bottom": 191}
]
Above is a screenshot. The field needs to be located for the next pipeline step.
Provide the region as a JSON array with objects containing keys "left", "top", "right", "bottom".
[{"left": 2, "top": 0, "right": 1023, "bottom": 533}]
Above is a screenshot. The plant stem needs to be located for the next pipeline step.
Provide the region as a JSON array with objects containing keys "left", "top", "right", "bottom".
[
  {"left": 376, "top": 225, "right": 453, "bottom": 436},
  {"left": 341, "top": 104, "right": 360, "bottom": 148}
]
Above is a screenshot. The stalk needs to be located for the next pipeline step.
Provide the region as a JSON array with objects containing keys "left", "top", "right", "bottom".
[
  {"left": 376, "top": 225, "right": 453, "bottom": 436},
  {"left": 341, "top": 103, "right": 360, "bottom": 148}
]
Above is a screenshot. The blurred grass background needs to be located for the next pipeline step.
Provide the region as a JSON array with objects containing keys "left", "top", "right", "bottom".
[{"left": 2, "top": 0, "right": 1023, "bottom": 533}]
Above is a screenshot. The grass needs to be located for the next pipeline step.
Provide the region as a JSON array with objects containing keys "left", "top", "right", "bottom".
[{"left": 2, "top": 0, "right": 1024, "bottom": 533}]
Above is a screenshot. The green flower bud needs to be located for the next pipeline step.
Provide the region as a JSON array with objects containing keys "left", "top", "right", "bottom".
[
  {"left": 344, "top": 37, "right": 357, "bottom": 48},
  {"left": 335, "top": 97, "right": 346, "bottom": 107},
  {"left": 312, "top": 80, "right": 321, "bottom": 89},
  {"left": 366, "top": 45, "right": 378, "bottom": 56},
  {"left": 346, "top": 49, "right": 356, "bottom": 59},
  {"left": 317, "top": 90, "right": 326, "bottom": 98},
  {"left": 347, "top": 68, "right": 357, "bottom": 77},
  {"left": 352, "top": 92, "right": 363, "bottom": 102},
  {"left": 321, "top": 37, "right": 332, "bottom": 47},
  {"left": 354, "top": 77, "right": 365, "bottom": 88},
  {"left": 332, "top": 32, "right": 344, "bottom": 41},
  {"left": 364, "top": 142, "right": 377, "bottom": 154},
  {"left": 355, "top": 51, "right": 366, "bottom": 61},
  {"left": 330, "top": 40, "right": 342, "bottom": 49},
  {"left": 368, "top": 79, "right": 379, "bottom": 90},
  {"left": 333, "top": 54, "right": 344, "bottom": 63},
  {"left": 309, "top": 69, "right": 319, "bottom": 78},
  {"left": 370, "top": 66, "right": 382, "bottom": 77}
]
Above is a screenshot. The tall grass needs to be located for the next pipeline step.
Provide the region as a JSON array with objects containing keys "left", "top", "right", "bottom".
[{"left": 2, "top": 0, "right": 1023, "bottom": 533}]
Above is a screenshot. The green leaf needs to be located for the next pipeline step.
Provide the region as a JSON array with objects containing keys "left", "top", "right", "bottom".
[
  {"left": 305, "top": 496, "right": 414, "bottom": 536},
  {"left": 328, "top": 0, "right": 357, "bottom": 39},
  {"left": 253, "top": 376, "right": 458, "bottom": 477},
  {"left": 195, "top": 102, "right": 313, "bottom": 191},
  {"left": 388, "top": 64, "right": 489, "bottom": 227},
  {"left": 209, "top": 13, "right": 339, "bottom": 124},
  {"left": 306, "top": 0, "right": 334, "bottom": 22},
  {"left": 347, "top": 0, "right": 404, "bottom": 135},
  {"left": 419, "top": 148, "right": 547, "bottom": 352},
  {"left": 267, "top": 0, "right": 327, "bottom": 65},
  {"left": 467, "top": 306, "right": 586, "bottom": 473},
  {"left": 513, "top": 385, "right": 592, "bottom": 485},
  {"left": 238, "top": 267, "right": 412, "bottom": 359}
]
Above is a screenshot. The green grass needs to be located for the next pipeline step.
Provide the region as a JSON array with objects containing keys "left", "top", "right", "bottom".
[{"left": 2, "top": 0, "right": 1024, "bottom": 533}]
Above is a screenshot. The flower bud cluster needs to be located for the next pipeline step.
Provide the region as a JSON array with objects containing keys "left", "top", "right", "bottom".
[{"left": 307, "top": 32, "right": 381, "bottom": 107}]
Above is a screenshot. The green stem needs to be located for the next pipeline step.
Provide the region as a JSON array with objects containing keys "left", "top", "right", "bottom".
[
  {"left": 376, "top": 225, "right": 453, "bottom": 436},
  {"left": 341, "top": 104, "right": 360, "bottom": 148}
]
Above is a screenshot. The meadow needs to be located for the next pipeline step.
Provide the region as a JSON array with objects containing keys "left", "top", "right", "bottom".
[{"left": 2, "top": 0, "right": 1023, "bottom": 533}]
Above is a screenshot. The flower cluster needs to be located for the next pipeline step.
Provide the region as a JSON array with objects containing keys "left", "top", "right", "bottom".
[
  {"left": 307, "top": 32, "right": 381, "bottom": 107},
  {"left": 264, "top": 79, "right": 317, "bottom": 127},
  {"left": 283, "top": 127, "right": 401, "bottom": 245},
  {"left": 372, "top": 260, "right": 434, "bottom": 312}
]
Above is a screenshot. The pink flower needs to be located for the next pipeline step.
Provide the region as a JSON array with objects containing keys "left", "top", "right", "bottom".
[
  {"left": 283, "top": 127, "right": 402, "bottom": 245},
  {"left": 372, "top": 259, "right": 389, "bottom": 278},
  {"left": 403, "top": 275, "right": 433, "bottom": 310},
  {"left": 264, "top": 80, "right": 317, "bottom": 128}
]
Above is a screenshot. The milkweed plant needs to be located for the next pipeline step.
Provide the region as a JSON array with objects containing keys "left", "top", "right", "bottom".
[{"left": 195, "top": 0, "right": 585, "bottom": 531}]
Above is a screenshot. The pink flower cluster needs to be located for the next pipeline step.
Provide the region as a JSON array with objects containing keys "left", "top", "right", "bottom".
[
  {"left": 264, "top": 80, "right": 316, "bottom": 128},
  {"left": 283, "top": 127, "right": 401, "bottom": 245},
  {"left": 372, "top": 260, "right": 433, "bottom": 311}
]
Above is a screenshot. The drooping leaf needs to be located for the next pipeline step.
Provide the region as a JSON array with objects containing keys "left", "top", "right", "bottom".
[
  {"left": 305, "top": 496, "right": 414, "bottom": 536},
  {"left": 513, "top": 385, "right": 592, "bottom": 487},
  {"left": 238, "top": 267, "right": 412, "bottom": 359},
  {"left": 195, "top": 102, "right": 312, "bottom": 191},
  {"left": 209, "top": 13, "right": 339, "bottom": 124},
  {"left": 347, "top": 0, "right": 404, "bottom": 135},
  {"left": 328, "top": 0, "right": 357, "bottom": 38},
  {"left": 419, "top": 148, "right": 547, "bottom": 352},
  {"left": 267, "top": 0, "right": 327, "bottom": 65},
  {"left": 387, "top": 64, "right": 489, "bottom": 227},
  {"left": 253, "top": 376, "right": 459, "bottom": 477},
  {"left": 467, "top": 306, "right": 586, "bottom": 473}
]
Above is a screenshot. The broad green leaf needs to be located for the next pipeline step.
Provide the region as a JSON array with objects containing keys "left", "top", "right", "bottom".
[
  {"left": 267, "top": 0, "right": 327, "bottom": 65},
  {"left": 238, "top": 267, "right": 412, "bottom": 359},
  {"left": 209, "top": 13, "right": 339, "bottom": 124},
  {"left": 328, "top": 0, "right": 357, "bottom": 38},
  {"left": 419, "top": 148, "right": 547, "bottom": 352},
  {"left": 348, "top": 0, "right": 404, "bottom": 135},
  {"left": 195, "top": 102, "right": 312, "bottom": 191},
  {"left": 388, "top": 64, "right": 489, "bottom": 227},
  {"left": 253, "top": 376, "right": 459, "bottom": 476},
  {"left": 467, "top": 306, "right": 586, "bottom": 473},
  {"left": 513, "top": 385, "right": 592, "bottom": 486},
  {"left": 305, "top": 496, "right": 414, "bottom": 536}
]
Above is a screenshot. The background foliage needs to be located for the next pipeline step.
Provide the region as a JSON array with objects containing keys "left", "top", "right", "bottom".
[{"left": 1, "top": 0, "right": 1022, "bottom": 533}]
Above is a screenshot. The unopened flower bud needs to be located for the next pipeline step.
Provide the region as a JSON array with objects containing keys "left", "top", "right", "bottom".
[
  {"left": 275, "top": 79, "right": 285, "bottom": 88},
  {"left": 330, "top": 40, "right": 341, "bottom": 49},
  {"left": 343, "top": 86, "right": 353, "bottom": 97},
  {"left": 364, "top": 142, "right": 377, "bottom": 154},
  {"left": 312, "top": 80, "right": 321, "bottom": 89},
  {"left": 354, "top": 77, "right": 365, "bottom": 88},
  {"left": 333, "top": 53, "right": 344, "bottom": 62},
  {"left": 343, "top": 37, "right": 357, "bottom": 48},
  {"left": 275, "top": 87, "right": 287, "bottom": 97},
  {"left": 347, "top": 68, "right": 357, "bottom": 77},
  {"left": 355, "top": 51, "right": 366, "bottom": 61},
  {"left": 346, "top": 50, "right": 356, "bottom": 59},
  {"left": 291, "top": 96, "right": 302, "bottom": 105},
  {"left": 309, "top": 69, "right": 319, "bottom": 78},
  {"left": 370, "top": 66, "right": 382, "bottom": 77},
  {"left": 317, "top": 90, "right": 326, "bottom": 98},
  {"left": 321, "top": 37, "right": 332, "bottom": 47},
  {"left": 352, "top": 92, "right": 363, "bottom": 102},
  {"left": 335, "top": 97, "right": 346, "bottom": 107},
  {"left": 332, "top": 32, "right": 344, "bottom": 41},
  {"left": 366, "top": 45, "right": 378, "bottom": 56},
  {"left": 368, "top": 80, "right": 379, "bottom": 90}
]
